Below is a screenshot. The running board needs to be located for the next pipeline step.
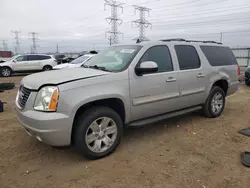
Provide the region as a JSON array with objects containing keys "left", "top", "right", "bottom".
[{"left": 128, "top": 106, "right": 202, "bottom": 127}]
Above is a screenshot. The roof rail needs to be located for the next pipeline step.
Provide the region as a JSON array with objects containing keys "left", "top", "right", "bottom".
[
  {"left": 160, "top": 38, "right": 186, "bottom": 42},
  {"left": 186, "top": 40, "right": 222, "bottom": 45},
  {"left": 160, "top": 38, "right": 222, "bottom": 45}
]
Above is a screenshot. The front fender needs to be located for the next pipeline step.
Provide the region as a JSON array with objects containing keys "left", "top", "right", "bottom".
[{"left": 58, "top": 80, "right": 131, "bottom": 125}]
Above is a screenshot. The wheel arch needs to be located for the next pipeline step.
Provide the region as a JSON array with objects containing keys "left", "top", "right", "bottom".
[
  {"left": 212, "top": 79, "right": 229, "bottom": 95},
  {"left": 71, "top": 97, "right": 127, "bottom": 144}
]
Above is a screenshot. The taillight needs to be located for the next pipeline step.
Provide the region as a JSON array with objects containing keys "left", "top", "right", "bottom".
[{"left": 237, "top": 65, "right": 240, "bottom": 76}]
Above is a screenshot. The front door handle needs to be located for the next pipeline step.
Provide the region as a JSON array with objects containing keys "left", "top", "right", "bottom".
[
  {"left": 166, "top": 77, "right": 176, "bottom": 82},
  {"left": 196, "top": 73, "right": 205, "bottom": 78}
]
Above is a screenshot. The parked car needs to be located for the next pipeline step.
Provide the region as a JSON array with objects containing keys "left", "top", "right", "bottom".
[
  {"left": 53, "top": 54, "right": 95, "bottom": 70},
  {"left": 0, "top": 54, "right": 57, "bottom": 77},
  {"left": 16, "top": 40, "right": 239, "bottom": 159},
  {"left": 245, "top": 66, "right": 250, "bottom": 86},
  {"left": 54, "top": 54, "right": 65, "bottom": 64}
]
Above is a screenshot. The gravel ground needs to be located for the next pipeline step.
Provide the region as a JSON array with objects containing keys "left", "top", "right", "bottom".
[{"left": 1, "top": 76, "right": 250, "bottom": 188}]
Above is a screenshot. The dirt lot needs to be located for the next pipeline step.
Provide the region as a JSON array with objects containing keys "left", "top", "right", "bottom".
[{"left": 1, "top": 76, "right": 250, "bottom": 188}]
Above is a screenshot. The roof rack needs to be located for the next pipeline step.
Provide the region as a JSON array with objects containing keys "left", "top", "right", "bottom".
[
  {"left": 160, "top": 38, "right": 222, "bottom": 45},
  {"left": 160, "top": 38, "right": 186, "bottom": 42}
]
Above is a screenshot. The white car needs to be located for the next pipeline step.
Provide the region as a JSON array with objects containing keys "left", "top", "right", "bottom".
[
  {"left": 53, "top": 54, "right": 95, "bottom": 70},
  {"left": 0, "top": 54, "right": 57, "bottom": 77}
]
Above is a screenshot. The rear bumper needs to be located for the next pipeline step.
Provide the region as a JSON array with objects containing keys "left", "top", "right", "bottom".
[
  {"left": 227, "top": 81, "right": 239, "bottom": 96},
  {"left": 16, "top": 106, "right": 72, "bottom": 146}
]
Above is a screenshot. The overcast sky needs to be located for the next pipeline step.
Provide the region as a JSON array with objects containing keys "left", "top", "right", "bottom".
[{"left": 1, "top": 0, "right": 250, "bottom": 53}]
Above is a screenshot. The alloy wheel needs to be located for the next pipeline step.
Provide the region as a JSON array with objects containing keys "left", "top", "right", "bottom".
[{"left": 85, "top": 117, "right": 118, "bottom": 153}]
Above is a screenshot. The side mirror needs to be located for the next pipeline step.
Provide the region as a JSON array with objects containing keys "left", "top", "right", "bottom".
[
  {"left": 13, "top": 60, "right": 17, "bottom": 63},
  {"left": 135, "top": 61, "right": 158, "bottom": 76}
]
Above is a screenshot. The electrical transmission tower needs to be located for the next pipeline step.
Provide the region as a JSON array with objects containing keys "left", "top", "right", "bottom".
[
  {"left": 132, "top": 5, "right": 152, "bottom": 41},
  {"left": 30, "top": 32, "right": 38, "bottom": 54},
  {"left": 12, "top": 31, "right": 21, "bottom": 54},
  {"left": 2, "top": 40, "right": 8, "bottom": 51},
  {"left": 104, "top": 0, "right": 124, "bottom": 45}
]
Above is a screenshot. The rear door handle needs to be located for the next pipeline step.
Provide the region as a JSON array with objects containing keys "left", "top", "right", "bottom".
[
  {"left": 196, "top": 73, "right": 205, "bottom": 78},
  {"left": 166, "top": 77, "right": 176, "bottom": 82}
]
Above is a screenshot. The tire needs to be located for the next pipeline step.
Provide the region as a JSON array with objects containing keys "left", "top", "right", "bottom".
[
  {"left": 73, "top": 106, "right": 123, "bottom": 160},
  {"left": 202, "top": 86, "right": 226, "bottom": 118},
  {"left": 0, "top": 67, "right": 12, "bottom": 77},
  {"left": 245, "top": 79, "right": 250, "bottom": 86},
  {"left": 0, "top": 83, "right": 15, "bottom": 90},
  {"left": 43, "top": 65, "right": 52, "bottom": 71}
]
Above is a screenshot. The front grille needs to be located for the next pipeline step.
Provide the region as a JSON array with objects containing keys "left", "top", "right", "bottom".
[{"left": 18, "top": 86, "right": 31, "bottom": 109}]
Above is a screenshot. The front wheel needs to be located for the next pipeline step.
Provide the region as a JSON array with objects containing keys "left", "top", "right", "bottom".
[
  {"left": 0, "top": 67, "right": 12, "bottom": 77},
  {"left": 202, "top": 86, "right": 226, "bottom": 118},
  {"left": 73, "top": 107, "right": 123, "bottom": 160}
]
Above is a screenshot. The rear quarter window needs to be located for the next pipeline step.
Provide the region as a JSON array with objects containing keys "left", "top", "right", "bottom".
[{"left": 200, "top": 46, "right": 237, "bottom": 66}]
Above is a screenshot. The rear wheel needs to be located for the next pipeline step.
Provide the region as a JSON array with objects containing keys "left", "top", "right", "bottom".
[
  {"left": 0, "top": 67, "right": 12, "bottom": 77},
  {"left": 73, "top": 106, "right": 123, "bottom": 160},
  {"left": 202, "top": 86, "right": 226, "bottom": 118},
  {"left": 43, "top": 65, "right": 52, "bottom": 71}
]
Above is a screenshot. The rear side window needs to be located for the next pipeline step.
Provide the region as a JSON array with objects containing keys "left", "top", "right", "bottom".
[
  {"left": 175, "top": 45, "right": 201, "bottom": 70},
  {"left": 28, "top": 55, "right": 39, "bottom": 61},
  {"left": 39, "top": 55, "right": 51, "bottom": 60},
  {"left": 200, "top": 46, "right": 237, "bottom": 66},
  {"left": 28, "top": 55, "right": 51, "bottom": 61},
  {"left": 138, "top": 45, "right": 173, "bottom": 72}
]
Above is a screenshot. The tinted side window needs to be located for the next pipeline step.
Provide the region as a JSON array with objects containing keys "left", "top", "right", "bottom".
[
  {"left": 175, "top": 45, "right": 200, "bottom": 70},
  {"left": 39, "top": 55, "right": 51, "bottom": 60},
  {"left": 138, "top": 45, "right": 173, "bottom": 73},
  {"left": 16, "top": 55, "right": 28, "bottom": 61},
  {"left": 200, "top": 46, "right": 237, "bottom": 66},
  {"left": 28, "top": 55, "right": 39, "bottom": 61}
]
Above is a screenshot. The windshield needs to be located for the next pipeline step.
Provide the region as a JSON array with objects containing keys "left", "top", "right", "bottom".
[
  {"left": 70, "top": 55, "right": 90, "bottom": 64},
  {"left": 85, "top": 45, "right": 142, "bottom": 72}
]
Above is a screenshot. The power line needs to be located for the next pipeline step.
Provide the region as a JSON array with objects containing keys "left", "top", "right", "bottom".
[
  {"left": 11, "top": 30, "right": 21, "bottom": 54},
  {"left": 29, "top": 32, "right": 38, "bottom": 54},
  {"left": 104, "top": 0, "right": 124, "bottom": 45},
  {"left": 2, "top": 40, "right": 8, "bottom": 51},
  {"left": 152, "top": 0, "right": 227, "bottom": 11},
  {"left": 151, "top": 4, "right": 250, "bottom": 18},
  {"left": 149, "top": 8, "right": 250, "bottom": 22},
  {"left": 132, "top": 5, "right": 152, "bottom": 41}
]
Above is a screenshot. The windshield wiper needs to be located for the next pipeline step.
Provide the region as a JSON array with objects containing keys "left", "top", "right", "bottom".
[{"left": 88, "top": 65, "right": 112, "bottom": 72}]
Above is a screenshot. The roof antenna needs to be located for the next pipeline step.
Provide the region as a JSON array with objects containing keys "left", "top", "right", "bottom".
[{"left": 136, "top": 39, "right": 141, "bottom": 44}]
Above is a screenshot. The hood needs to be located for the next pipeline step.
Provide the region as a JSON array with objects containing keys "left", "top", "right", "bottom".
[
  {"left": 0, "top": 61, "right": 11, "bottom": 66},
  {"left": 21, "top": 68, "right": 109, "bottom": 90},
  {"left": 53, "top": 63, "right": 79, "bottom": 69}
]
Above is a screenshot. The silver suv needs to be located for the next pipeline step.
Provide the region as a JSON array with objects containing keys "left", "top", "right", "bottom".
[{"left": 15, "top": 39, "right": 239, "bottom": 159}]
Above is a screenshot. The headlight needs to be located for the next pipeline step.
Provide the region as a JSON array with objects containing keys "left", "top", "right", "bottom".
[{"left": 34, "top": 86, "right": 59, "bottom": 112}]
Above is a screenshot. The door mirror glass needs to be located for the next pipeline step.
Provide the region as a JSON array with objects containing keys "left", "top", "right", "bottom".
[{"left": 135, "top": 61, "right": 158, "bottom": 75}]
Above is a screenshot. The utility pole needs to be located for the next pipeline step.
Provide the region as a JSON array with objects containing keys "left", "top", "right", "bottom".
[
  {"left": 30, "top": 46, "right": 34, "bottom": 54},
  {"left": 2, "top": 40, "right": 8, "bottom": 51},
  {"left": 12, "top": 30, "right": 21, "bottom": 54},
  {"left": 132, "top": 5, "right": 152, "bottom": 41},
  {"left": 108, "top": 36, "right": 112, "bottom": 46},
  {"left": 29, "top": 32, "right": 38, "bottom": 54},
  {"left": 56, "top": 44, "right": 59, "bottom": 54},
  {"left": 220, "top": 32, "right": 223, "bottom": 43},
  {"left": 104, "top": 0, "right": 124, "bottom": 45}
]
